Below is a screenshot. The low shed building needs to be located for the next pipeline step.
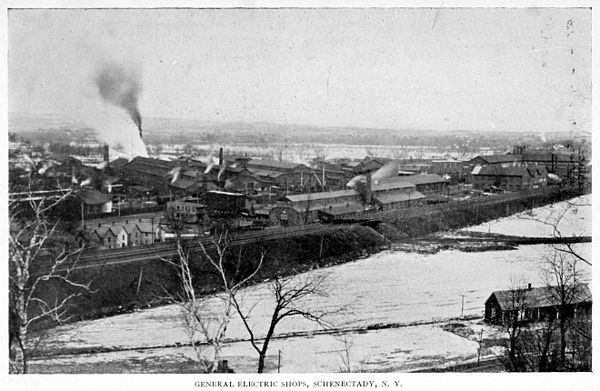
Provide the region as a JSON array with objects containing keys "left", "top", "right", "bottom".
[{"left": 484, "top": 283, "right": 591, "bottom": 324}]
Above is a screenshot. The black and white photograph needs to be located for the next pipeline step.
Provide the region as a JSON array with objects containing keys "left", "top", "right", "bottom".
[{"left": 3, "top": 0, "right": 595, "bottom": 387}]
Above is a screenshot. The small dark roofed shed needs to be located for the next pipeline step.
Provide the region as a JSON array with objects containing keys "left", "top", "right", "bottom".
[{"left": 484, "top": 283, "right": 591, "bottom": 324}]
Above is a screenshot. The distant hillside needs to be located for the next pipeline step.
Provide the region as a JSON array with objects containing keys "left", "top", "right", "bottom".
[{"left": 8, "top": 112, "right": 580, "bottom": 149}]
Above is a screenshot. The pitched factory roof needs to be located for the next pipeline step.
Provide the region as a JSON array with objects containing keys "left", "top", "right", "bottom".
[
  {"left": 285, "top": 189, "right": 358, "bottom": 203},
  {"left": 475, "top": 165, "right": 532, "bottom": 177},
  {"left": 374, "top": 191, "right": 425, "bottom": 205},
  {"left": 77, "top": 189, "right": 110, "bottom": 205},
  {"left": 398, "top": 174, "right": 447, "bottom": 186},
  {"left": 471, "top": 155, "right": 521, "bottom": 164},
  {"left": 488, "top": 283, "right": 591, "bottom": 311},
  {"left": 250, "top": 169, "right": 289, "bottom": 178},
  {"left": 123, "top": 157, "right": 178, "bottom": 177},
  {"left": 109, "top": 157, "right": 129, "bottom": 170},
  {"left": 522, "top": 152, "right": 577, "bottom": 163},
  {"left": 318, "top": 203, "right": 366, "bottom": 216},
  {"left": 247, "top": 159, "right": 308, "bottom": 170},
  {"left": 170, "top": 178, "right": 198, "bottom": 190},
  {"left": 371, "top": 181, "right": 416, "bottom": 191},
  {"left": 129, "top": 185, "right": 153, "bottom": 193}
]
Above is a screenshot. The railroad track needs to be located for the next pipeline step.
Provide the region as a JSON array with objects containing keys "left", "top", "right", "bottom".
[{"left": 50, "top": 224, "right": 331, "bottom": 272}]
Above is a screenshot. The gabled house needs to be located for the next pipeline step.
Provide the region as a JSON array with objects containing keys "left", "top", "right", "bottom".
[
  {"left": 92, "top": 225, "right": 128, "bottom": 249},
  {"left": 123, "top": 223, "right": 143, "bottom": 247}
]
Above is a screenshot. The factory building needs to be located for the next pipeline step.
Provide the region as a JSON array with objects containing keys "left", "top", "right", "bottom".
[{"left": 269, "top": 180, "right": 425, "bottom": 226}]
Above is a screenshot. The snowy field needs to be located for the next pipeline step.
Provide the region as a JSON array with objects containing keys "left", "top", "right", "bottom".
[
  {"left": 34, "top": 197, "right": 592, "bottom": 372},
  {"left": 465, "top": 194, "right": 591, "bottom": 238}
]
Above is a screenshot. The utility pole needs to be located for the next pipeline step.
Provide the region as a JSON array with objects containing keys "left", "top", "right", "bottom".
[
  {"left": 477, "top": 329, "right": 483, "bottom": 365},
  {"left": 277, "top": 350, "right": 282, "bottom": 373},
  {"left": 460, "top": 294, "right": 465, "bottom": 318},
  {"left": 81, "top": 201, "right": 85, "bottom": 228}
]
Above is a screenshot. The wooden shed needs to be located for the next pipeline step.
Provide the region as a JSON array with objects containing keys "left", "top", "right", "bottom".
[{"left": 484, "top": 283, "right": 591, "bottom": 324}]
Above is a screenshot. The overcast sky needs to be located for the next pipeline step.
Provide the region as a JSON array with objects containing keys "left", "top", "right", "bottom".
[{"left": 8, "top": 8, "right": 591, "bottom": 133}]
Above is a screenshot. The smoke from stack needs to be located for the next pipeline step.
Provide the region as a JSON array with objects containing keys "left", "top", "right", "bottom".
[
  {"left": 95, "top": 62, "right": 143, "bottom": 138},
  {"left": 103, "top": 144, "right": 110, "bottom": 166},
  {"left": 346, "top": 161, "right": 399, "bottom": 188}
]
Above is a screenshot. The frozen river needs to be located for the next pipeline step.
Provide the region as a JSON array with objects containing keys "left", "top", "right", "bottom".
[{"left": 36, "top": 195, "right": 592, "bottom": 372}]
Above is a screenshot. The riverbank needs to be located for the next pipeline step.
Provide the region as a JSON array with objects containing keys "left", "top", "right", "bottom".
[
  {"left": 35, "top": 224, "right": 388, "bottom": 325},
  {"left": 32, "top": 188, "right": 585, "bottom": 328}
]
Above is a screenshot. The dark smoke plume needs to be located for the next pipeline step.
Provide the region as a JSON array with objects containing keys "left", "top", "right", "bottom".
[{"left": 95, "top": 63, "right": 143, "bottom": 138}]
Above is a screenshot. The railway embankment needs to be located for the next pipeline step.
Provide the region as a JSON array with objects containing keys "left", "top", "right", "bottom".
[
  {"left": 35, "top": 224, "right": 387, "bottom": 326},
  {"left": 376, "top": 186, "right": 582, "bottom": 238}
]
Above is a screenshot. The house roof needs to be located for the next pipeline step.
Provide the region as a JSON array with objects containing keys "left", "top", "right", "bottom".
[
  {"left": 77, "top": 189, "right": 110, "bottom": 205},
  {"left": 94, "top": 225, "right": 123, "bottom": 237},
  {"left": 488, "top": 283, "right": 591, "bottom": 311},
  {"left": 94, "top": 226, "right": 115, "bottom": 237},
  {"left": 137, "top": 222, "right": 158, "bottom": 233},
  {"left": 123, "top": 223, "right": 141, "bottom": 234}
]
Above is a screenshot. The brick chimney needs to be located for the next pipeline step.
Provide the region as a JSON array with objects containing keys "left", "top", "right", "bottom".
[
  {"left": 103, "top": 144, "right": 110, "bottom": 164},
  {"left": 365, "top": 171, "right": 372, "bottom": 204}
]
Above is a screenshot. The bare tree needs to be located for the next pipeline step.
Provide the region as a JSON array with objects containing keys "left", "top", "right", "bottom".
[
  {"left": 232, "top": 272, "right": 338, "bottom": 373},
  {"left": 541, "top": 251, "right": 583, "bottom": 368},
  {"left": 9, "top": 183, "right": 90, "bottom": 373},
  {"left": 334, "top": 333, "right": 354, "bottom": 373},
  {"left": 164, "top": 231, "right": 263, "bottom": 372},
  {"left": 502, "top": 278, "right": 529, "bottom": 371}
]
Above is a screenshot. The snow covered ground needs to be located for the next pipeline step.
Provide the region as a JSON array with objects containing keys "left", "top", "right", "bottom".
[
  {"left": 33, "top": 196, "right": 592, "bottom": 373},
  {"left": 465, "top": 194, "right": 591, "bottom": 238}
]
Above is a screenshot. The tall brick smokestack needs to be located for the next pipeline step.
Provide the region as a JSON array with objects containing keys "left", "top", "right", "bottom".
[
  {"left": 219, "top": 147, "right": 224, "bottom": 171},
  {"left": 366, "top": 170, "right": 372, "bottom": 204},
  {"left": 103, "top": 144, "right": 110, "bottom": 164}
]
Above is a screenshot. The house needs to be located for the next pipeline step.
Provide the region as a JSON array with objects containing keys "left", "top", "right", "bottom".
[
  {"left": 484, "top": 283, "right": 591, "bottom": 324},
  {"left": 123, "top": 223, "right": 143, "bottom": 247},
  {"left": 92, "top": 225, "right": 128, "bottom": 249},
  {"left": 137, "top": 222, "right": 162, "bottom": 244}
]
